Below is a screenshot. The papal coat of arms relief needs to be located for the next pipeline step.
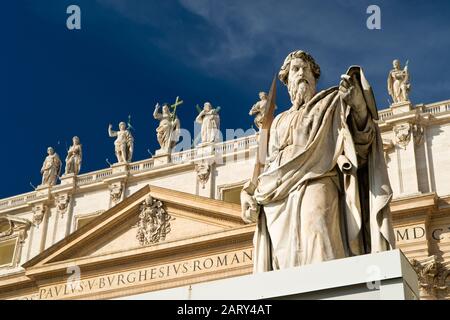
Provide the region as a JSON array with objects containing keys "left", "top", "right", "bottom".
[{"left": 136, "top": 195, "right": 172, "bottom": 246}]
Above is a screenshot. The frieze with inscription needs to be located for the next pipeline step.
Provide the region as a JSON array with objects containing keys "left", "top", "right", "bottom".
[{"left": 14, "top": 248, "right": 253, "bottom": 300}]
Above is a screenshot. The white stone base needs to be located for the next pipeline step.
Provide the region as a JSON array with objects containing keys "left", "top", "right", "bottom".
[
  {"left": 391, "top": 101, "right": 413, "bottom": 114},
  {"left": 153, "top": 150, "right": 171, "bottom": 166},
  {"left": 116, "top": 249, "right": 419, "bottom": 300}
]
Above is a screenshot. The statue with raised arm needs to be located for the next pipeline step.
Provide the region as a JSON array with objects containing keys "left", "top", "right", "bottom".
[
  {"left": 387, "top": 59, "right": 410, "bottom": 103},
  {"left": 108, "top": 122, "right": 134, "bottom": 163},
  {"left": 64, "top": 136, "right": 82, "bottom": 175},
  {"left": 195, "top": 102, "right": 220, "bottom": 144},
  {"left": 153, "top": 103, "right": 180, "bottom": 152},
  {"left": 40, "top": 147, "right": 62, "bottom": 186},
  {"left": 249, "top": 92, "right": 268, "bottom": 130},
  {"left": 240, "top": 50, "right": 395, "bottom": 273}
]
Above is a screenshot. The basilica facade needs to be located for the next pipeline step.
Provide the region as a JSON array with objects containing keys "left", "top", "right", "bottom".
[{"left": 0, "top": 92, "right": 450, "bottom": 299}]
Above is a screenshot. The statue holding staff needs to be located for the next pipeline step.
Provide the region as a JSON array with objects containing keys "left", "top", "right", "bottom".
[
  {"left": 387, "top": 59, "right": 410, "bottom": 103},
  {"left": 153, "top": 102, "right": 181, "bottom": 153}
]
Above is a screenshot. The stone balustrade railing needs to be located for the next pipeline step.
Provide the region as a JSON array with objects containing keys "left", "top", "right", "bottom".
[
  {"left": 77, "top": 168, "right": 114, "bottom": 186},
  {"left": 423, "top": 100, "right": 450, "bottom": 115},
  {"left": 378, "top": 110, "right": 393, "bottom": 121},
  {"left": 3, "top": 97, "right": 450, "bottom": 213},
  {"left": 0, "top": 135, "right": 259, "bottom": 212},
  {"left": 378, "top": 99, "right": 450, "bottom": 122},
  {"left": 0, "top": 192, "right": 38, "bottom": 211}
]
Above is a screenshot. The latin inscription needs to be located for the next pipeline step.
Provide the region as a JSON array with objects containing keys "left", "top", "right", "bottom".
[
  {"left": 34, "top": 249, "right": 252, "bottom": 300},
  {"left": 394, "top": 224, "right": 450, "bottom": 243},
  {"left": 395, "top": 226, "right": 426, "bottom": 242}
]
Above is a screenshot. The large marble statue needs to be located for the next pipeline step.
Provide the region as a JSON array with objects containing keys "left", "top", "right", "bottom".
[
  {"left": 153, "top": 103, "right": 180, "bottom": 152},
  {"left": 387, "top": 59, "right": 410, "bottom": 103},
  {"left": 64, "top": 136, "right": 82, "bottom": 175},
  {"left": 195, "top": 102, "right": 220, "bottom": 144},
  {"left": 241, "top": 50, "right": 396, "bottom": 273},
  {"left": 40, "top": 147, "right": 62, "bottom": 186},
  {"left": 108, "top": 122, "right": 134, "bottom": 163},
  {"left": 249, "top": 92, "right": 268, "bottom": 129}
]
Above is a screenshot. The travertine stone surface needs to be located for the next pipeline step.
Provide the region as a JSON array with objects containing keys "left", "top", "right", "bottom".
[{"left": 1, "top": 89, "right": 450, "bottom": 299}]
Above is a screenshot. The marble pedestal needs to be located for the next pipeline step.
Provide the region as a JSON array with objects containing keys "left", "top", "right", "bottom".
[
  {"left": 117, "top": 249, "right": 419, "bottom": 300},
  {"left": 196, "top": 143, "right": 215, "bottom": 157},
  {"left": 153, "top": 149, "right": 171, "bottom": 166},
  {"left": 391, "top": 101, "right": 413, "bottom": 114},
  {"left": 60, "top": 173, "right": 76, "bottom": 186}
]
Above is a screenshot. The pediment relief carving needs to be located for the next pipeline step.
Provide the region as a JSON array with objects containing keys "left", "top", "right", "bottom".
[
  {"left": 22, "top": 185, "right": 245, "bottom": 270},
  {"left": 136, "top": 195, "right": 172, "bottom": 246}
]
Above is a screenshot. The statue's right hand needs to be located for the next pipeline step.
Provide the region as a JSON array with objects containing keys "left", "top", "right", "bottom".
[{"left": 240, "top": 181, "right": 259, "bottom": 223}]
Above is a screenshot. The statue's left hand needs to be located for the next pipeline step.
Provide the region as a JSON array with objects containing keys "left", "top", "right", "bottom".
[{"left": 339, "top": 74, "right": 365, "bottom": 112}]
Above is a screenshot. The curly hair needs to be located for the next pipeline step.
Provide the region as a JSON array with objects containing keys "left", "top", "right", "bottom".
[{"left": 278, "top": 50, "right": 321, "bottom": 85}]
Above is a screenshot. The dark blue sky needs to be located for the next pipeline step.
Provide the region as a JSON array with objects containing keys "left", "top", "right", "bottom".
[{"left": 2, "top": 0, "right": 450, "bottom": 198}]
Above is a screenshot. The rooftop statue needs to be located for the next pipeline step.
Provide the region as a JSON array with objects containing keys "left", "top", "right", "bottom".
[
  {"left": 249, "top": 92, "right": 268, "bottom": 130},
  {"left": 195, "top": 102, "right": 220, "bottom": 144},
  {"left": 387, "top": 59, "right": 411, "bottom": 103},
  {"left": 153, "top": 100, "right": 181, "bottom": 153},
  {"left": 40, "top": 147, "right": 61, "bottom": 186},
  {"left": 64, "top": 136, "right": 82, "bottom": 175},
  {"left": 108, "top": 121, "right": 134, "bottom": 163}
]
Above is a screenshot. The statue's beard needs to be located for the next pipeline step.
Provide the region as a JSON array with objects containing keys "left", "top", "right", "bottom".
[{"left": 288, "top": 79, "right": 315, "bottom": 107}]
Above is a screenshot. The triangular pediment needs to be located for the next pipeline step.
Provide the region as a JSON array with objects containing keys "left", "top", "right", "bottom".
[{"left": 22, "top": 185, "right": 247, "bottom": 274}]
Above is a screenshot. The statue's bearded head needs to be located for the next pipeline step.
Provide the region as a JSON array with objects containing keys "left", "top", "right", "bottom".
[
  {"left": 72, "top": 136, "right": 80, "bottom": 145},
  {"left": 47, "top": 147, "right": 55, "bottom": 155},
  {"left": 279, "top": 50, "right": 320, "bottom": 107},
  {"left": 162, "top": 104, "right": 170, "bottom": 116},
  {"left": 119, "top": 122, "right": 126, "bottom": 131}
]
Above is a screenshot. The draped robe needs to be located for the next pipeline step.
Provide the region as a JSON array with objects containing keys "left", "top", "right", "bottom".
[
  {"left": 196, "top": 110, "right": 220, "bottom": 143},
  {"left": 155, "top": 114, "right": 180, "bottom": 151},
  {"left": 252, "top": 67, "right": 396, "bottom": 272}
]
